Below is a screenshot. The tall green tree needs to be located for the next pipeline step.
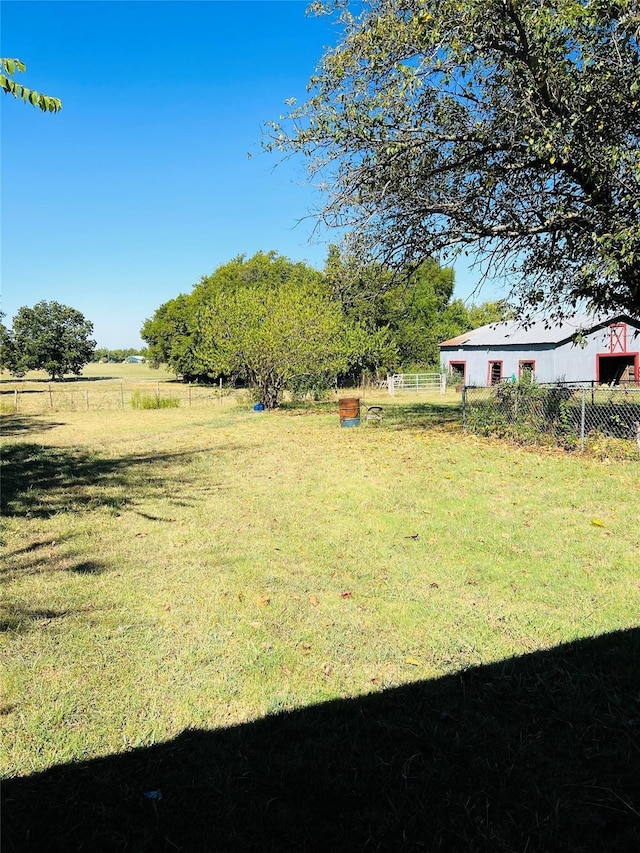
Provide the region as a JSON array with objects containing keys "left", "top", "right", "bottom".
[
  {"left": 268, "top": 0, "right": 640, "bottom": 319},
  {"left": 198, "top": 280, "right": 348, "bottom": 409},
  {"left": 1, "top": 58, "right": 62, "bottom": 112},
  {"left": 325, "top": 247, "right": 506, "bottom": 370},
  {"left": 142, "top": 252, "right": 350, "bottom": 407},
  {"left": 141, "top": 295, "right": 207, "bottom": 380},
  {"left": 0, "top": 312, "right": 12, "bottom": 373},
  {"left": 4, "top": 301, "right": 96, "bottom": 380}
]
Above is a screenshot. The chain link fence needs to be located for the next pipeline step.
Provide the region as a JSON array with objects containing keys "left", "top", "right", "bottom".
[{"left": 463, "top": 382, "right": 640, "bottom": 455}]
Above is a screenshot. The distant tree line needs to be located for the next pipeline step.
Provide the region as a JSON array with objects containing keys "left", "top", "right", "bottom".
[
  {"left": 91, "top": 348, "right": 146, "bottom": 363},
  {"left": 141, "top": 249, "right": 504, "bottom": 408},
  {"left": 0, "top": 254, "right": 503, "bottom": 396}
]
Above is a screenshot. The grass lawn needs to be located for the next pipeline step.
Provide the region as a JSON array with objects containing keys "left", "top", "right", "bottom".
[{"left": 1, "top": 393, "right": 639, "bottom": 851}]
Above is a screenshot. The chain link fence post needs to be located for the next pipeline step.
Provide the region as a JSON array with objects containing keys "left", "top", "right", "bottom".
[
  {"left": 580, "top": 388, "right": 586, "bottom": 451},
  {"left": 462, "top": 386, "right": 467, "bottom": 432}
]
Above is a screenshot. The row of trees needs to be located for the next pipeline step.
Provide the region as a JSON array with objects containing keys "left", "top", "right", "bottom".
[
  {"left": 0, "top": 251, "right": 500, "bottom": 393},
  {"left": 141, "top": 249, "right": 503, "bottom": 408},
  {"left": 92, "top": 348, "right": 145, "bottom": 363}
]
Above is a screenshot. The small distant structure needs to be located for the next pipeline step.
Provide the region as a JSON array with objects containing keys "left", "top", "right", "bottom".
[{"left": 124, "top": 355, "right": 145, "bottom": 364}]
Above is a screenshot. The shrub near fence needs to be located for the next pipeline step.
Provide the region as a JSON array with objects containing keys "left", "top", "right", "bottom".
[{"left": 463, "top": 382, "right": 640, "bottom": 454}]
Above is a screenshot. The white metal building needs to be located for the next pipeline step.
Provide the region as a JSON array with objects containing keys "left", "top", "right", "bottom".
[{"left": 440, "top": 314, "right": 640, "bottom": 386}]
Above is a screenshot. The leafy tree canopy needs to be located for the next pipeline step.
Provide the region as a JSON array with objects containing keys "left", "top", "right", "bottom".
[
  {"left": 141, "top": 295, "right": 206, "bottom": 380},
  {"left": 3, "top": 301, "right": 96, "bottom": 380},
  {"left": 325, "top": 246, "right": 507, "bottom": 368},
  {"left": 267, "top": 0, "right": 640, "bottom": 320},
  {"left": 1, "top": 58, "right": 62, "bottom": 112},
  {"left": 142, "top": 252, "right": 351, "bottom": 406}
]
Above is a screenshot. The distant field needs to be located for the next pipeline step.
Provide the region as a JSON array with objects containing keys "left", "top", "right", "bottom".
[
  {"left": 0, "top": 362, "right": 177, "bottom": 383},
  {"left": 2, "top": 397, "right": 638, "bottom": 851},
  {"left": 82, "top": 361, "right": 177, "bottom": 381}
]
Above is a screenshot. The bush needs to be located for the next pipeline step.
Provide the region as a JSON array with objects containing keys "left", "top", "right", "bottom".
[
  {"left": 286, "top": 373, "right": 335, "bottom": 402},
  {"left": 131, "top": 391, "right": 179, "bottom": 410}
]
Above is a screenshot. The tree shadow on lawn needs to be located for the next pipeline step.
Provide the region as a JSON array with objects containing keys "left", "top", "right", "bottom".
[
  {"left": 282, "top": 400, "right": 462, "bottom": 431},
  {"left": 0, "top": 443, "right": 213, "bottom": 519},
  {"left": 381, "top": 401, "right": 462, "bottom": 431},
  {"left": 0, "top": 536, "right": 105, "bottom": 580},
  {"left": 0, "top": 414, "right": 66, "bottom": 437},
  {"left": 0, "top": 595, "right": 104, "bottom": 633},
  {"left": 3, "top": 628, "right": 639, "bottom": 852},
  {"left": 1, "top": 535, "right": 113, "bottom": 633}
]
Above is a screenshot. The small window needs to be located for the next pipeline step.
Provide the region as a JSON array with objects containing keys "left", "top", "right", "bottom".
[
  {"left": 449, "top": 361, "right": 466, "bottom": 383},
  {"left": 488, "top": 361, "right": 502, "bottom": 385},
  {"left": 519, "top": 360, "right": 535, "bottom": 381}
]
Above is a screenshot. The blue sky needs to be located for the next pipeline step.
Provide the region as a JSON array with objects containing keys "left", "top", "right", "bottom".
[{"left": 2, "top": 0, "right": 498, "bottom": 348}]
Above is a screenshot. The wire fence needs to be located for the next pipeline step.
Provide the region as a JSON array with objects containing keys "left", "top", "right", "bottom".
[
  {"left": 0, "top": 380, "right": 232, "bottom": 414},
  {"left": 463, "top": 382, "right": 640, "bottom": 454}
]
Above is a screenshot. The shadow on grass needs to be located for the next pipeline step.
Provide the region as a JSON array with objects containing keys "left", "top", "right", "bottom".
[
  {"left": 0, "top": 443, "right": 210, "bottom": 519},
  {"left": 1, "top": 534, "right": 107, "bottom": 573},
  {"left": 281, "top": 400, "right": 462, "bottom": 431},
  {"left": 0, "top": 595, "right": 103, "bottom": 633},
  {"left": 0, "top": 414, "right": 66, "bottom": 437},
  {"left": 3, "top": 629, "right": 639, "bottom": 852},
  {"left": 0, "top": 537, "right": 110, "bottom": 630},
  {"left": 380, "top": 401, "right": 461, "bottom": 431}
]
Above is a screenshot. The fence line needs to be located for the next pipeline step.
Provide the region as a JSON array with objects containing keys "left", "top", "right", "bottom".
[
  {"left": 463, "top": 382, "right": 640, "bottom": 453},
  {"left": 1, "top": 380, "right": 231, "bottom": 414}
]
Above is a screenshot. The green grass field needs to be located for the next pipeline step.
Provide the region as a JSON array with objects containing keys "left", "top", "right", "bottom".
[{"left": 2, "top": 392, "right": 639, "bottom": 851}]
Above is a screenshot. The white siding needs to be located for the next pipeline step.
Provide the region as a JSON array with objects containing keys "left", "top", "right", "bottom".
[{"left": 442, "top": 323, "right": 640, "bottom": 384}]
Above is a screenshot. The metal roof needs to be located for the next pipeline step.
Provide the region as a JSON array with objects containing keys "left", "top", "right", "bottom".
[{"left": 440, "top": 314, "right": 639, "bottom": 348}]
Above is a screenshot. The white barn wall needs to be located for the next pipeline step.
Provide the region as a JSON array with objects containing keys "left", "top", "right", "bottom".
[{"left": 442, "top": 322, "right": 640, "bottom": 385}]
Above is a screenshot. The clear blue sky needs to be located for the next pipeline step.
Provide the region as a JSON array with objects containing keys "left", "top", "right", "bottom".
[{"left": 2, "top": 0, "right": 498, "bottom": 348}]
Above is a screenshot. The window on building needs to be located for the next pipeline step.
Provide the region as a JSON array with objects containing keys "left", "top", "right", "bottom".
[
  {"left": 488, "top": 361, "right": 502, "bottom": 385},
  {"left": 449, "top": 361, "right": 466, "bottom": 384},
  {"left": 519, "top": 360, "right": 535, "bottom": 381}
]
